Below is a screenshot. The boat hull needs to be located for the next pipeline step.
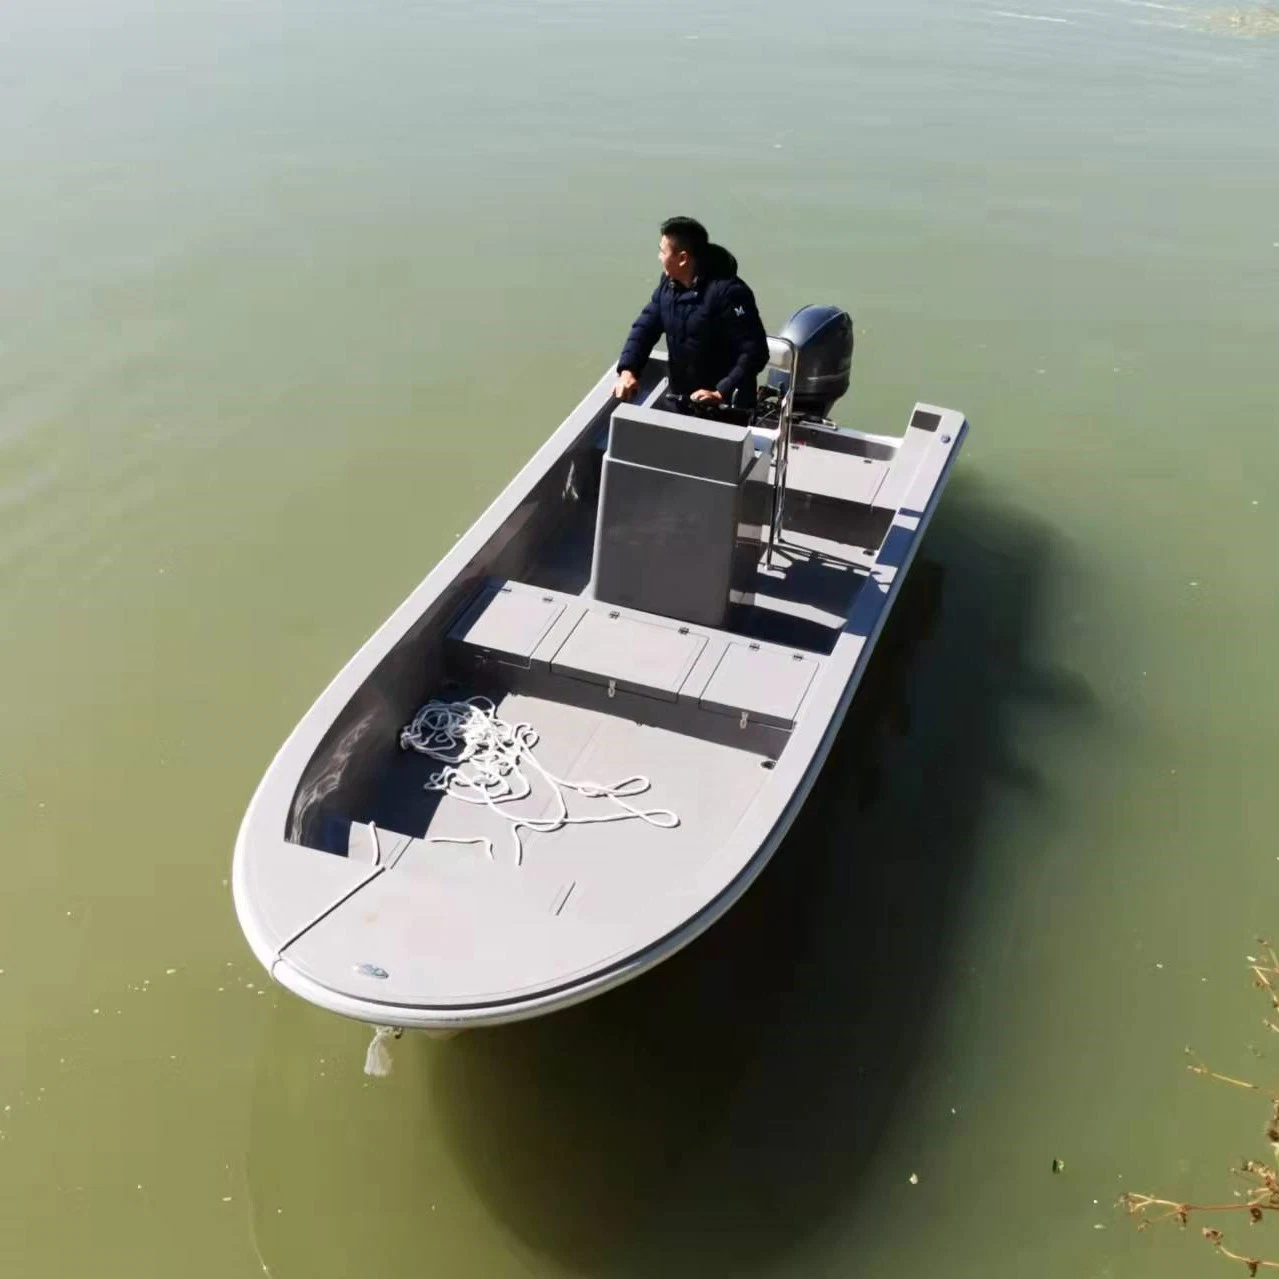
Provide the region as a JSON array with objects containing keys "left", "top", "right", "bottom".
[{"left": 232, "top": 360, "right": 967, "bottom": 1029}]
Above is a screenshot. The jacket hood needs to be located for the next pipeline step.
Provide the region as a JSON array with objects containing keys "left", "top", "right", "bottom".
[{"left": 698, "top": 242, "right": 738, "bottom": 279}]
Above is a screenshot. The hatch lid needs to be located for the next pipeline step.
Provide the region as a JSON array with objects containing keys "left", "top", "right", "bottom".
[
  {"left": 448, "top": 581, "right": 566, "bottom": 669},
  {"left": 550, "top": 609, "right": 707, "bottom": 703},
  {"left": 699, "top": 641, "right": 820, "bottom": 730}
]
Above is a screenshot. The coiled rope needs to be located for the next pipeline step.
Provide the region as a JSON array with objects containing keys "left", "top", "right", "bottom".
[{"left": 399, "top": 696, "right": 679, "bottom": 865}]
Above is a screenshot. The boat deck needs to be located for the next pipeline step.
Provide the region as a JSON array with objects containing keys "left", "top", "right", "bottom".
[
  {"left": 350, "top": 429, "right": 896, "bottom": 888},
  {"left": 317, "top": 446, "right": 891, "bottom": 1007},
  {"left": 290, "top": 690, "right": 772, "bottom": 1008}
]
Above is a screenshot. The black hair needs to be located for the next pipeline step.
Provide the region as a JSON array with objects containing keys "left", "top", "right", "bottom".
[{"left": 660, "top": 216, "right": 710, "bottom": 257}]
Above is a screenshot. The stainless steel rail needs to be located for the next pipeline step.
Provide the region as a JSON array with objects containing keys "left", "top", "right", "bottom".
[{"left": 764, "top": 334, "right": 799, "bottom": 568}]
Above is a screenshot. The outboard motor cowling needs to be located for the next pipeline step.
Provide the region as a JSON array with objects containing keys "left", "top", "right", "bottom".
[{"left": 777, "top": 304, "right": 854, "bottom": 420}]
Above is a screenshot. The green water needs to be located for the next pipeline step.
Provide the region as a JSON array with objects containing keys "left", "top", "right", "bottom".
[{"left": 2, "top": 1, "right": 1278, "bottom": 1275}]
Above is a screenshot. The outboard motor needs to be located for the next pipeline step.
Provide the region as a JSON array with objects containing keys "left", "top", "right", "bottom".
[{"left": 773, "top": 305, "right": 854, "bottom": 421}]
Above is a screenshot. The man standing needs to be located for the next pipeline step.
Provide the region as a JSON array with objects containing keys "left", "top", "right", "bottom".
[{"left": 613, "top": 216, "right": 769, "bottom": 413}]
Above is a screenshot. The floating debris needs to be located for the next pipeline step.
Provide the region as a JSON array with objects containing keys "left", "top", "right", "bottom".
[
  {"left": 908, "top": 1172, "right": 920, "bottom": 1185},
  {"left": 1052, "top": 1158, "right": 1066, "bottom": 1174},
  {"left": 1194, "top": 5, "right": 1279, "bottom": 37}
]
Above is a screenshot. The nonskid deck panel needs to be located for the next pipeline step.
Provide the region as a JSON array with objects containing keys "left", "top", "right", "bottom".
[{"left": 281, "top": 692, "right": 772, "bottom": 1009}]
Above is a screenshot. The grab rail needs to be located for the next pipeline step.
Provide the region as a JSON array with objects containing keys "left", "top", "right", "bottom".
[{"left": 764, "top": 335, "right": 799, "bottom": 568}]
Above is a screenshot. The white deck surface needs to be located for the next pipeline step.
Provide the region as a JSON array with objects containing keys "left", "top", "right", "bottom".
[{"left": 280, "top": 694, "right": 767, "bottom": 1007}]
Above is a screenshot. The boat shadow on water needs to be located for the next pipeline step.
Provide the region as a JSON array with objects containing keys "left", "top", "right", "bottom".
[{"left": 413, "top": 473, "right": 1099, "bottom": 1277}]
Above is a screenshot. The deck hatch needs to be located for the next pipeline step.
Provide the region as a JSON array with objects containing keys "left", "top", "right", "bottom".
[
  {"left": 448, "top": 582, "right": 565, "bottom": 669},
  {"left": 550, "top": 610, "right": 707, "bottom": 702},
  {"left": 699, "top": 642, "right": 820, "bottom": 730}
]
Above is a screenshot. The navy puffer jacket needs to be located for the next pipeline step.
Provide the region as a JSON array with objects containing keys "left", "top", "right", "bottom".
[{"left": 617, "top": 244, "right": 769, "bottom": 405}]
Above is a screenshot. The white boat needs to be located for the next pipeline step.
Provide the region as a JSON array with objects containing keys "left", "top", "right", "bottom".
[{"left": 232, "top": 305, "right": 968, "bottom": 1032}]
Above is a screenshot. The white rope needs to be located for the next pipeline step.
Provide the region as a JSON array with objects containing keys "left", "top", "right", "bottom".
[{"left": 398, "top": 696, "right": 679, "bottom": 865}]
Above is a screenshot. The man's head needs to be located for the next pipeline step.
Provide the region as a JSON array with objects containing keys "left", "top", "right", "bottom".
[{"left": 658, "top": 216, "right": 708, "bottom": 286}]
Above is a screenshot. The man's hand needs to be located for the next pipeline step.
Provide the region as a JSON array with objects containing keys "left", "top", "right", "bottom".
[
  {"left": 690, "top": 389, "right": 723, "bottom": 405},
  {"left": 612, "top": 370, "right": 639, "bottom": 401}
]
